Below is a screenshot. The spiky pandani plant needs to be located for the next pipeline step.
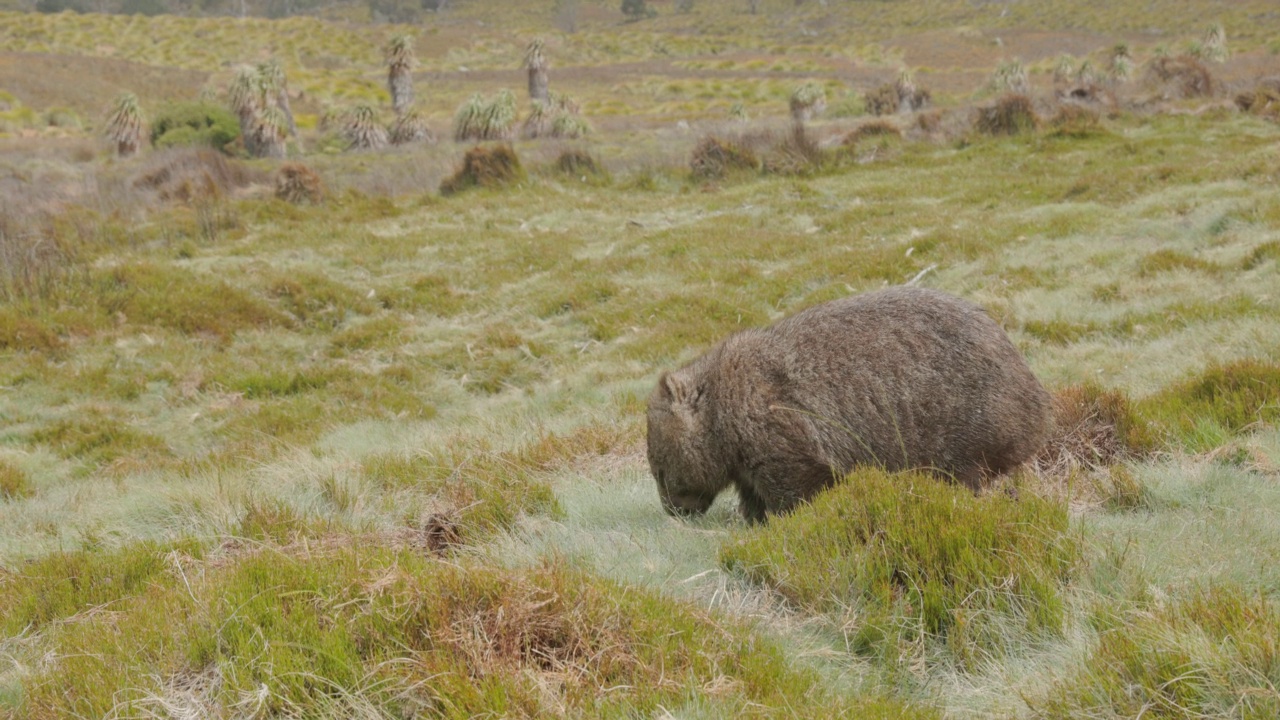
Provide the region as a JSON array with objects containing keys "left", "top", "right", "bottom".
[
  {"left": 1201, "top": 22, "right": 1228, "bottom": 63},
  {"left": 385, "top": 34, "right": 416, "bottom": 116},
  {"left": 521, "top": 92, "right": 585, "bottom": 139},
  {"left": 789, "top": 81, "right": 826, "bottom": 123},
  {"left": 258, "top": 59, "right": 296, "bottom": 136},
  {"left": 1076, "top": 59, "right": 1098, "bottom": 86},
  {"left": 390, "top": 108, "right": 435, "bottom": 145},
  {"left": 254, "top": 106, "right": 289, "bottom": 158},
  {"left": 991, "top": 59, "right": 1029, "bottom": 94},
  {"left": 343, "top": 104, "right": 388, "bottom": 150},
  {"left": 1109, "top": 43, "right": 1134, "bottom": 84},
  {"left": 1053, "top": 55, "right": 1075, "bottom": 85},
  {"left": 523, "top": 38, "right": 549, "bottom": 103},
  {"left": 894, "top": 68, "right": 917, "bottom": 103},
  {"left": 454, "top": 90, "right": 516, "bottom": 142},
  {"left": 105, "top": 92, "right": 144, "bottom": 157}
]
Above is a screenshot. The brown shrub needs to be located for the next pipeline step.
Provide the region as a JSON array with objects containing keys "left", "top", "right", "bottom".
[
  {"left": 1032, "top": 384, "right": 1154, "bottom": 477},
  {"left": 1145, "top": 56, "right": 1215, "bottom": 99},
  {"left": 133, "top": 148, "right": 257, "bottom": 203},
  {"left": 864, "top": 84, "right": 900, "bottom": 116},
  {"left": 916, "top": 110, "right": 943, "bottom": 133},
  {"left": 1235, "top": 78, "right": 1280, "bottom": 120},
  {"left": 440, "top": 144, "right": 524, "bottom": 196},
  {"left": 1049, "top": 104, "right": 1102, "bottom": 137},
  {"left": 689, "top": 136, "right": 759, "bottom": 179},
  {"left": 842, "top": 119, "right": 902, "bottom": 147},
  {"left": 274, "top": 162, "right": 324, "bottom": 204},
  {"left": 554, "top": 148, "right": 601, "bottom": 177},
  {"left": 975, "top": 94, "right": 1040, "bottom": 136}
]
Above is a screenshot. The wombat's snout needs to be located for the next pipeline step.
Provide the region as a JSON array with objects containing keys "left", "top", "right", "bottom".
[{"left": 661, "top": 492, "right": 714, "bottom": 517}]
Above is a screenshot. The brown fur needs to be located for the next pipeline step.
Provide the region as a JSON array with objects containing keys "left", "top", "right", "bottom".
[{"left": 646, "top": 286, "right": 1052, "bottom": 522}]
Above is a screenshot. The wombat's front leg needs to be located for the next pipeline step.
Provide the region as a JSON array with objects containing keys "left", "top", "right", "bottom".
[{"left": 736, "top": 482, "right": 768, "bottom": 524}]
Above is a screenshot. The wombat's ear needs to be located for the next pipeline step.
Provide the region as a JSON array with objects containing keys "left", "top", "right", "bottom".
[{"left": 661, "top": 371, "right": 704, "bottom": 409}]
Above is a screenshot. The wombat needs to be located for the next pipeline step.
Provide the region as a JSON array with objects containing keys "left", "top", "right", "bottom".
[{"left": 646, "top": 286, "right": 1052, "bottom": 522}]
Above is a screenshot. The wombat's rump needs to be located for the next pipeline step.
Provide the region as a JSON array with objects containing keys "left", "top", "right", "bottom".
[{"left": 646, "top": 286, "right": 1052, "bottom": 522}]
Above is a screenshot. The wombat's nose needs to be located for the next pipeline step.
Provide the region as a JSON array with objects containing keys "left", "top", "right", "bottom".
[{"left": 662, "top": 492, "right": 713, "bottom": 518}]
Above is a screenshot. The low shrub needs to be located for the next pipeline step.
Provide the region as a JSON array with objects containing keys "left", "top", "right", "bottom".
[
  {"left": 133, "top": 148, "right": 258, "bottom": 203},
  {"left": 94, "top": 262, "right": 287, "bottom": 340},
  {"left": 1048, "top": 104, "right": 1103, "bottom": 138},
  {"left": 721, "top": 469, "right": 1078, "bottom": 667},
  {"left": 975, "top": 94, "right": 1039, "bottom": 136},
  {"left": 273, "top": 162, "right": 324, "bottom": 204},
  {"left": 689, "top": 135, "right": 759, "bottom": 179},
  {"left": 440, "top": 144, "right": 525, "bottom": 195},
  {"left": 864, "top": 83, "right": 901, "bottom": 116},
  {"left": 842, "top": 119, "right": 903, "bottom": 146},
  {"left": 149, "top": 101, "right": 240, "bottom": 153},
  {"left": 0, "top": 458, "right": 32, "bottom": 500},
  {"left": 554, "top": 148, "right": 602, "bottom": 177},
  {"left": 1145, "top": 55, "right": 1215, "bottom": 98}
]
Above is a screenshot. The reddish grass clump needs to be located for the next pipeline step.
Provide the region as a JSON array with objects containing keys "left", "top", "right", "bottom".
[
  {"left": 842, "top": 119, "right": 902, "bottom": 147},
  {"left": 1033, "top": 383, "right": 1155, "bottom": 477},
  {"left": 689, "top": 136, "right": 759, "bottom": 179},
  {"left": 273, "top": 162, "right": 324, "bottom": 204},
  {"left": 1145, "top": 56, "right": 1215, "bottom": 98},
  {"left": 440, "top": 144, "right": 524, "bottom": 196},
  {"left": 133, "top": 148, "right": 256, "bottom": 202},
  {"left": 975, "top": 94, "right": 1040, "bottom": 136}
]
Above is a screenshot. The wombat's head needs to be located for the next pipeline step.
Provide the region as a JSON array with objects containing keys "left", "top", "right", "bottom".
[{"left": 646, "top": 369, "right": 725, "bottom": 517}]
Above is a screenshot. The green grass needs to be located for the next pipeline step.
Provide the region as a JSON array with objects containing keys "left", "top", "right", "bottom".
[
  {"left": 1, "top": 4, "right": 1280, "bottom": 716},
  {"left": 1036, "top": 586, "right": 1280, "bottom": 719},
  {"left": 721, "top": 469, "right": 1079, "bottom": 670}
]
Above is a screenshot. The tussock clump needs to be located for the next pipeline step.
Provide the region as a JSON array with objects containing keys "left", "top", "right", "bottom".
[
  {"left": 273, "top": 162, "right": 324, "bottom": 204},
  {"left": 554, "top": 148, "right": 602, "bottom": 177},
  {"left": 1037, "top": 586, "right": 1280, "bottom": 719},
  {"left": 842, "top": 119, "right": 902, "bottom": 146},
  {"left": 389, "top": 110, "right": 436, "bottom": 145},
  {"left": 690, "top": 135, "right": 759, "bottom": 179},
  {"left": 721, "top": 469, "right": 1078, "bottom": 666},
  {"left": 439, "top": 144, "right": 525, "bottom": 195},
  {"left": 1234, "top": 77, "right": 1280, "bottom": 120},
  {"left": 864, "top": 83, "right": 901, "bottom": 116},
  {"left": 975, "top": 94, "right": 1040, "bottom": 136},
  {"left": 1145, "top": 55, "right": 1215, "bottom": 99},
  {"left": 133, "top": 148, "right": 256, "bottom": 202},
  {"left": 5, "top": 545, "right": 933, "bottom": 719},
  {"left": 1033, "top": 384, "right": 1155, "bottom": 477},
  {"left": 1137, "top": 359, "right": 1280, "bottom": 451},
  {"left": 0, "top": 458, "right": 32, "bottom": 500},
  {"left": 1049, "top": 104, "right": 1103, "bottom": 137},
  {"left": 1242, "top": 240, "right": 1280, "bottom": 270},
  {"left": 454, "top": 90, "right": 517, "bottom": 142},
  {"left": 0, "top": 307, "right": 64, "bottom": 354}
]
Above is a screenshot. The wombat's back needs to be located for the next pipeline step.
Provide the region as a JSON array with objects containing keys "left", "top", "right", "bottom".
[{"left": 714, "top": 286, "right": 1051, "bottom": 487}]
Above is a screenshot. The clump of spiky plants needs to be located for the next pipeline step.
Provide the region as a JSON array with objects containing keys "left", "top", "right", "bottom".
[
  {"left": 522, "top": 92, "right": 588, "bottom": 139},
  {"left": 274, "top": 162, "right": 324, "bottom": 204},
  {"left": 1108, "top": 43, "right": 1134, "bottom": 84},
  {"left": 258, "top": 59, "right": 296, "bottom": 137},
  {"left": 523, "top": 38, "right": 549, "bottom": 103},
  {"left": 227, "top": 62, "right": 294, "bottom": 158},
  {"left": 864, "top": 83, "right": 900, "bottom": 116},
  {"left": 105, "top": 92, "right": 144, "bottom": 157},
  {"left": 1200, "top": 22, "right": 1229, "bottom": 63},
  {"left": 789, "top": 81, "right": 827, "bottom": 123},
  {"left": 892, "top": 68, "right": 929, "bottom": 111},
  {"left": 385, "top": 34, "right": 416, "bottom": 116},
  {"left": 1053, "top": 54, "right": 1075, "bottom": 86},
  {"left": 389, "top": 108, "right": 435, "bottom": 145},
  {"left": 975, "top": 93, "right": 1039, "bottom": 135},
  {"left": 991, "top": 59, "right": 1030, "bottom": 95},
  {"left": 454, "top": 90, "right": 517, "bottom": 142},
  {"left": 439, "top": 144, "right": 524, "bottom": 195},
  {"left": 342, "top": 104, "right": 388, "bottom": 151}
]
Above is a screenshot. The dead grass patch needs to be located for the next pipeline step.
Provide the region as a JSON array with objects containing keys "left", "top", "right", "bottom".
[
  {"left": 273, "top": 162, "right": 324, "bottom": 204},
  {"left": 439, "top": 144, "right": 525, "bottom": 196}
]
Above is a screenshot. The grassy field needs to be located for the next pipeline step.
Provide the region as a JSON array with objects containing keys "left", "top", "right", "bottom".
[{"left": 2, "top": 0, "right": 1280, "bottom": 717}]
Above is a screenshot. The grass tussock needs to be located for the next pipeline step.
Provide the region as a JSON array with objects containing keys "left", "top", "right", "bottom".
[
  {"left": 1035, "top": 384, "right": 1156, "bottom": 477},
  {"left": 1145, "top": 55, "right": 1215, "bottom": 99},
  {"left": 1048, "top": 104, "right": 1104, "bottom": 138},
  {"left": 553, "top": 148, "right": 603, "bottom": 178},
  {"left": 975, "top": 94, "right": 1040, "bottom": 136},
  {"left": 133, "top": 148, "right": 257, "bottom": 203},
  {"left": 273, "top": 162, "right": 324, "bottom": 204},
  {"left": 690, "top": 135, "right": 760, "bottom": 179},
  {"left": 1035, "top": 586, "right": 1280, "bottom": 719},
  {"left": 3, "top": 544, "right": 935, "bottom": 719},
  {"left": 0, "top": 458, "right": 33, "bottom": 501},
  {"left": 721, "top": 469, "right": 1078, "bottom": 667},
  {"left": 843, "top": 119, "right": 903, "bottom": 146},
  {"left": 30, "top": 410, "right": 171, "bottom": 469},
  {"left": 439, "top": 144, "right": 524, "bottom": 196},
  {"left": 1136, "top": 248, "right": 1221, "bottom": 277},
  {"left": 0, "top": 307, "right": 64, "bottom": 355},
  {"left": 1137, "top": 359, "right": 1280, "bottom": 451},
  {"left": 98, "top": 263, "right": 286, "bottom": 340}
]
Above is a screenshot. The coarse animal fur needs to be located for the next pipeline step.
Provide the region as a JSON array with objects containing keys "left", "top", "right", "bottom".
[{"left": 646, "top": 286, "right": 1052, "bottom": 522}]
